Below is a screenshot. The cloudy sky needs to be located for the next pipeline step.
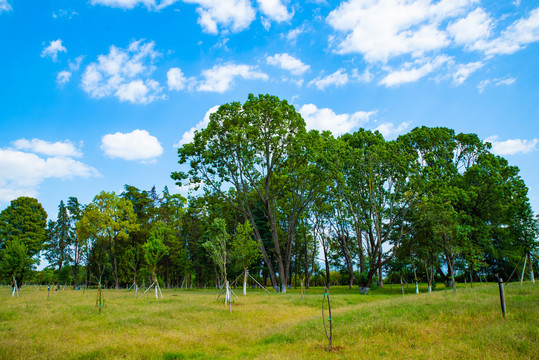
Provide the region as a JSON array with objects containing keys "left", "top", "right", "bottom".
[{"left": 0, "top": 0, "right": 538, "bottom": 219}]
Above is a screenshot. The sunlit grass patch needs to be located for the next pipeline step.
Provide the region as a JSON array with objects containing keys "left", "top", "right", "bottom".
[{"left": 0, "top": 283, "right": 536, "bottom": 359}]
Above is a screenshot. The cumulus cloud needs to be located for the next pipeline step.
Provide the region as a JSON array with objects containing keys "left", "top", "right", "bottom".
[
  {"left": 183, "top": 0, "right": 255, "bottom": 34},
  {"left": 0, "top": 0, "right": 12, "bottom": 13},
  {"left": 452, "top": 61, "right": 483, "bottom": 85},
  {"left": 57, "top": 70, "right": 72, "bottom": 85},
  {"left": 69, "top": 56, "right": 84, "bottom": 71},
  {"left": 299, "top": 104, "right": 376, "bottom": 136},
  {"left": 197, "top": 63, "right": 268, "bottom": 93},
  {"left": 380, "top": 55, "right": 451, "bottom": 87},
  {"left": 81, "top": 39, "right": 164, "bottom": 104},
  {"left": 284, "top": 25, "right": 306, "bottom": 44},
  {"left": 485, "top": 136, "right": 538, "bottom": 155},
  {"left": 352, "top": 68, "right": 374, "bottom": 83},
  {"left": 373, "top": 122, "right": 411, "bottom": 139},
  {"left": 257, "top": 0, "right": 292, "bottom": 22},
  {"left": 447, "top": 7, "right": 492, "bottom": 46},
  {"left": 266, "top": 53, "right": 309, "bottom": 75},
  {"left": 0, "top": 146, "right": 98, "bottom": 206},
  {"left": 101, "top": 129, "right": 164, "bottom": 162},
  {"left": 472, "top": 8, "right": 539, "bottom": 56},
  {"left": 309, "top": 68, "right": 349, "bottom": 90},
  {"left": 13, "top": 139, "right": 83, "bottom": 157},
  {"left": 167, "top": 67, "right": 195, "bottom": 91},
  {"left": 176, "top": 105, "right": 220, "bottom": 146},
  {"left": 326, "top": 0, "right": 473, "bottom": 62},
  {"left": 41, "top": 39, "right": 67, "bottom": 62}
]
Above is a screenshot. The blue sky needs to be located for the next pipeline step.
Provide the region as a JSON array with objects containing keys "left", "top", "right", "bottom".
[{"left": 0, "top": 0, "right": 538, "bottom": 221}]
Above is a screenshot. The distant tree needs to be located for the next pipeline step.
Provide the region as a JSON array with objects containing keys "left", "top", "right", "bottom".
[
  {"left": 0, "top": 197, "right": 48, "bottom": 286},
  {"left": 45, "top": 200, "right": 72, "bottom": 288},
  {"left": 67, "top": 197, "right": 85, "bottom": 289},
  {"left": 143, "top": 221, "right": 169, "bottom": 286},
  {"left": 77, "top": 192, "right": 138, "bottom": 289},
  {"left": 0, "top": 239, "right": 34, "bottom": 288},
  {"left": 203, "top": 218, "right": 230, "bottom": 285},
  {"left": 230, "top": 221, "right": 260, "bottom": 295}
]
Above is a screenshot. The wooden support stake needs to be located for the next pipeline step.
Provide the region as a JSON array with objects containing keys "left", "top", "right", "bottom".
[
  {"left": 139, "top": 281, "right": 157, "bottom": 298},
  {"left": 528, "top": 253, "right": 535, "bottom": 284},
  {"left": 521, "top": 255, "right": 527, "bottom": 285},
  {"left": 496, "top": 275, "right": 506, "bottom": 318},
  {"left": 400, "top": 277, "right": 404, "bottom": 298},
  {"left": 247, "top": 273, "right": 271, "bottom": 294}
]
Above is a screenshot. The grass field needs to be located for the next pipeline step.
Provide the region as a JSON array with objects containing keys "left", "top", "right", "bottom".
[{"left": 0, "top": 282, "right": 537, "bottom": 359}]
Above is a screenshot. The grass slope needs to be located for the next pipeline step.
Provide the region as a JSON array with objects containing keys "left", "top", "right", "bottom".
[{"left": 0, "top": 282, "right": 537, "bottom": 359}]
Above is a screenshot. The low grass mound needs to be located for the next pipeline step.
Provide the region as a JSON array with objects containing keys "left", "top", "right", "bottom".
[{"left": 0, "top": 282, "right": 537, "bottom": 359}]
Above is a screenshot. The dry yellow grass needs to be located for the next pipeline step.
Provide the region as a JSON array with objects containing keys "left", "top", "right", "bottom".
[{"left": 0, "top": 282, "right": 537, "bottom": 359}]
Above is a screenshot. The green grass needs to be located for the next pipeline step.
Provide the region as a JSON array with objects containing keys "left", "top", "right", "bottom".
[{"left": 0, "top": 282, "right": 537, "bottom": 359}]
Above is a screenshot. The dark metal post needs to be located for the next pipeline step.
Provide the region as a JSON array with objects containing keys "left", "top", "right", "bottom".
[{"left": 496, "top": 274, "right": 506, "bottom": 318}]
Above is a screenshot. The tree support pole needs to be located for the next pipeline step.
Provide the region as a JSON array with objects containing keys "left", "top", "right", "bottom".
[
  {"left": 521, "top": 255, "right": 527, "bottom": 285},
  {"left": 248, "top": 273, "right": 271, "bottom": 294},
  {"left": 528, "top": 253, "right": 535, "bottom": 284},
  {"left": 496, "top": 275, "right": 506, "bottom": 318}
]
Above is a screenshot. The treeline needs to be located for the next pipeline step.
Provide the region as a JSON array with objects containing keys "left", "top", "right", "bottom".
[{"left": 1, "top": 94, "right": 538, "bottom": 292}]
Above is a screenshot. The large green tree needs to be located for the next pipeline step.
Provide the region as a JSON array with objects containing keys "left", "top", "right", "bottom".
[
  {"left": 45, "top": 200, "right": 72, "bottom": 288},
  {"left": 77, "top": 191, "right": 138, "bottom": 289},
  {"left": 173, "top": 94, "right": 308, "bottom": 293},
  {"left": 0, "top": 197, "right": 47, "bottom": 286}
]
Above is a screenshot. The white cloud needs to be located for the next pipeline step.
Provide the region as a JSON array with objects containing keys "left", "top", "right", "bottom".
[
  {"left": 284, "top": 25, "right": 306, "bottom": 43},
  {"left": 352, "top": 68, "right": 374, "bottom": 83},
  {"left": 257, "top": 0, "right": 292, "bottom": 22},
  {"left": 167, "top": 67, "right": 195, "bottom": 91},
  {"left": 0, "top": 0, "right": 12, "bottom": 13},
  {"left": 472, "top": 8, "right": 539, "bottom": 56},
  {"left": 495, "top": 77, "right": 516, "bottom": 86},
  {"left": 41, "top": 39, "right": 67, "bottom": 62},
  {"left": 452, "top": 61, "right": 483, "bottom": 85},
  {"left": 81, "top": 39, "right": 164, "bottom": 104},
  {"left": 326, "top": 0, "right": 474, "bottom": 62},
  {"left": 90, "top": 0, "right": 182, "bottom": 10},
  {"left": 447, "top": 8, "right": 492, "bottom": 46},
  {"left": 115, "top": 79, "right": 163, "bottom": 104},
  {"left": 176, "top": 105, "right": 220, "bottom": 146},
  {"left": 309, "top": 68, "right": 349, "bottom": 90},
  {"left": 299, "top": 104, "right": 376, "bottom": 136},
  {"left": 69, "top": 56, "right": 84, "bottom": 71},
  {"left": 197, "top": 63, "right": 268, "bottom": 93},
  {"left": 0, "top": 148, "right": 98, "bottom": 206},
  {"left": 101, "top": 129, "right": 164, "bottom": 162},
  {"left": 485, "top": 136, "right": 538, "bottom": 155},
  {"left": 373, "top": 122, "right": 411, "bottom": 138},
  {"left": 380, "top": 55, "right": 451, "bottom": 87},
  {"left": 57, "top": 71, "right": 72, "bottom": 85},
  {"left": 183, "top": 0, "right": 256, "bottom": 34},
  {"left": 53, "top": 9, "right": 79, "bottom": 19},
  {"left": 478, "top": 77, "right": 516, "bottom": 93},
  {"left": 91, "top": 0, "right": 156, "bottom": 9},
  {"left": 13, "top": 139, "right": 83, "bottom": 157},
  {"left": 266, "top": 53, "right": 309, "bottom": 75}
]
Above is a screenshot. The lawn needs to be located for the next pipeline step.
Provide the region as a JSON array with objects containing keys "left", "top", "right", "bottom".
[{"left": 0, "top": 282, "right": 537, "bottom": 359}]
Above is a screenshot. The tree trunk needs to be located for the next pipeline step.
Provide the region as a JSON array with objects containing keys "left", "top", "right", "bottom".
[
  {"left": 73, "top": 241, "right": 79, "bottom": 290},
  {"left": 268, "top": 209, "right": 287, "bottom": 293},
  {"left": 248, "top": 214, "right": 279, "bottom": 290},
  {"left": 528, "top": 253, "right": 535, "bottom": 284},
  {"left": 243, "top": 269, "right": 248, "bottom": 296}
]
